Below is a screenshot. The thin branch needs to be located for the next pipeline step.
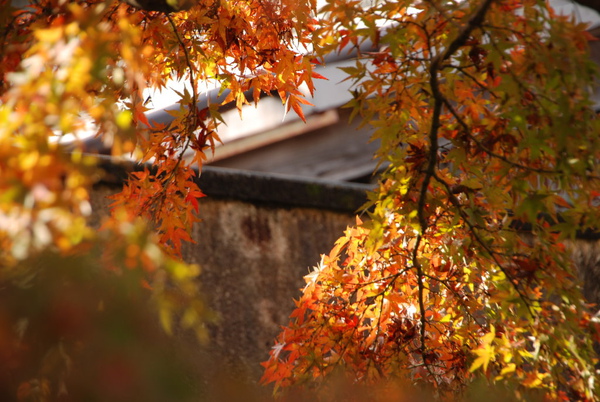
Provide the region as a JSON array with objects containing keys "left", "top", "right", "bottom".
[
  {"left": 442, "top": 62, "right": 499, "bottom": 99},
  {"left": 439, "top": 95, "right": 558, "bottom": 175},
  {"left": 421, "top": 272, "right": 487, "bottom": 329},
  {"left": 437, "top": 0, "right": 495, "bottom": 64},
  {"left": 432, "top": 172, "right": 537, "bottom": 317},
  {"left": 411, "top": 0, "right": 495, "bottom": 385},
  {"left": 423, "top": 0, "right": 461, "bottom": 30},
  {"left": 165, "top": 14, "right": 197, "bottom": 172},
  {"left": 420, "top": 0, "right": 495, "bottom": 231}
]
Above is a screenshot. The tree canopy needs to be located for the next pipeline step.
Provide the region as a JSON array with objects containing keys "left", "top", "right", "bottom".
[
  {"left": 1, "top": 0, "right": 600, "bottom": 400},
  {"left": 0, "top": 0, "right": 315, "bottom": 399},
  {"left": 262, "top": 0, "right": 600, "bottom": 400}
]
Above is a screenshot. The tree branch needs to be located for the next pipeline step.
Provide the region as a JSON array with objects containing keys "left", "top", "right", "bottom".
[{"left": 411, "top": 0, "right": 495, "bottom": 385}]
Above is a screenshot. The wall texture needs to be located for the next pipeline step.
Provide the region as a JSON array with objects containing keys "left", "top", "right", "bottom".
[
  {"left": 186, "top": 198, "right": 354, "bottom": 377},
  {"left": 90, "top": 161, "right": 373, "bottom": 384}
]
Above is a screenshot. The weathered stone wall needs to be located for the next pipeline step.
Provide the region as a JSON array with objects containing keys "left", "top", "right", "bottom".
[
  {"left": 185, "top": 198, "right": 354, "bottom": 377},
  {"left": 90, "top": 161, "right": 372, "bottom": 383}
]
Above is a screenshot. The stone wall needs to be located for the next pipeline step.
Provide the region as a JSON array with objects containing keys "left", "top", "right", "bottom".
[
  {"left": 185, "top": 198, "right": 354, "bottom": 378},
  {"left": 90, "top": 161, "right": 373, "bottom": 383}
]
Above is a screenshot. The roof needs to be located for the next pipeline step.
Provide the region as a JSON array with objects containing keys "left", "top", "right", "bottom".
[
  {"left": 74, "top": 1, "right": 600, "bottom": 182},
  {"left": 96, "top": 155, "right": 374, "bottom": 212}
]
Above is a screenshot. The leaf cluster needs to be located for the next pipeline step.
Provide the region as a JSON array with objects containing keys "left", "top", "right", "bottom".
[
  {"left": 263, "top": 0, "right": 600, "bottom": 399},
  {"left": 0, "top": 0, "right": 317, "bottom": 398}
]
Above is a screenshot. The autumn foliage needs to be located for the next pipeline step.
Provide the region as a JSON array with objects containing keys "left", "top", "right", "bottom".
[
  {"left": 262, "top": 0, "right": 600, "bottom": 400},
  {"left": 0, "top": 0, "right": 315, "bottom": 399},
  {"left": 1, "top": 0, "right": 600, "bottom": 400}
]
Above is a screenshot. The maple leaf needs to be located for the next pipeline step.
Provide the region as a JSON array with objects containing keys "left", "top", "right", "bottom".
[
  {"left": 0, "top": 0, "right": 316, "bottom": 398},
  {"left": 262, "top": 0, "right": 600, "bottom": 399}
]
